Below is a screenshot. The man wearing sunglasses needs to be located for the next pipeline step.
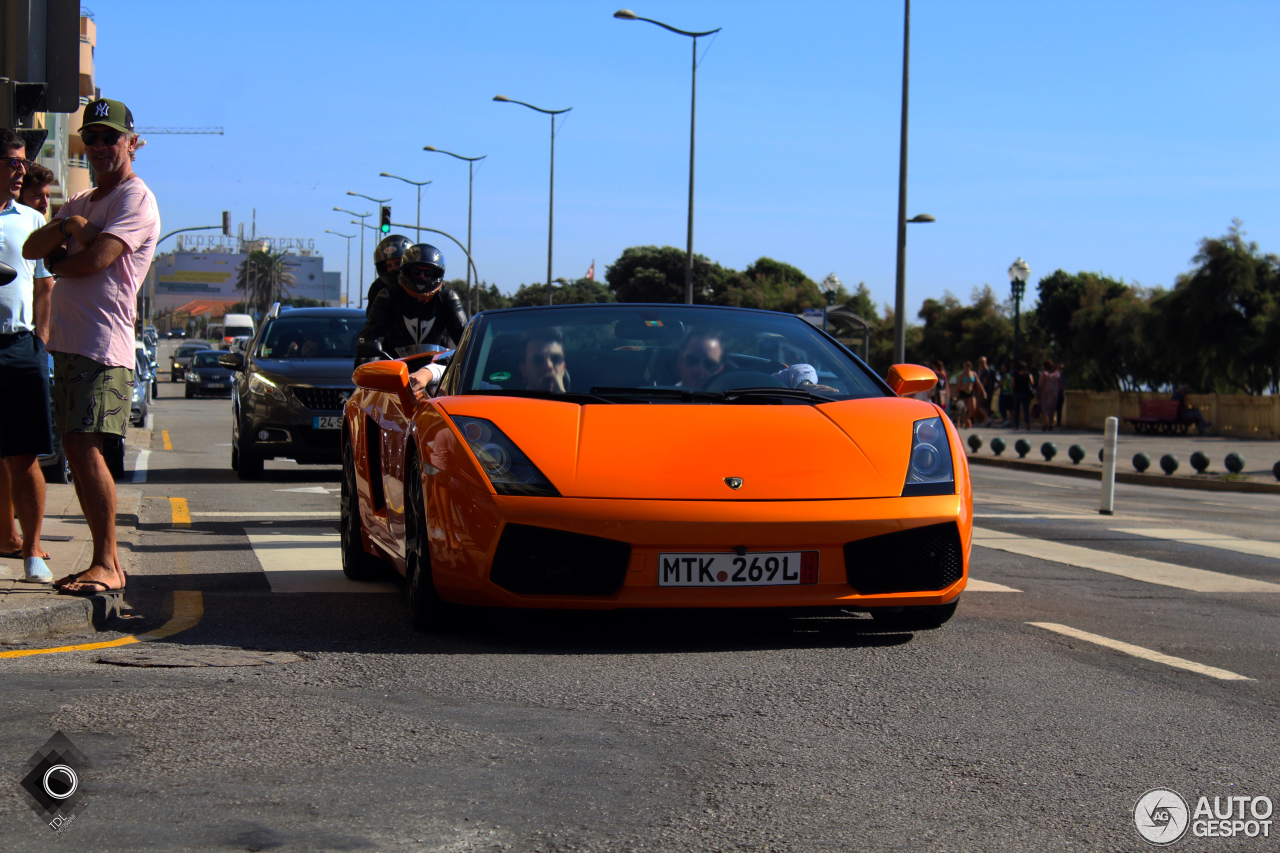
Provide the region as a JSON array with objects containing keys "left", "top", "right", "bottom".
[
  {"left": 22, "top": 98, "right": 160, "bottom": 597},
  {"left": 676, "top": 329, "right": 727, "bottom": 389},
  {"left": 0, "top": 128, "right": 55, "bottom": 584}
]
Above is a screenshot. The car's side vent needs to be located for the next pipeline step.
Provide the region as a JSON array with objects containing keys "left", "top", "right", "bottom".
[
  {"left": 365, "top": 415, "right": 385, "bottom": 511},
  {"left": 843, "top": 522, "right": 964, "bottom": 594},
  {"left": 490, "top": 524, "right": 631, "bottom": 596}
]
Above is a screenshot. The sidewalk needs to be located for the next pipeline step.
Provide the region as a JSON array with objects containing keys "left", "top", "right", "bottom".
[{"left": 958, "top": 423, "right": 1280, "bottom": 491}]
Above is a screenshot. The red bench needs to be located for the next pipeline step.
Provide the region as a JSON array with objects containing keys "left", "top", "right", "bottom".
[{"left": 1123, "top": 400, "right": 1189, "bottom": 435}]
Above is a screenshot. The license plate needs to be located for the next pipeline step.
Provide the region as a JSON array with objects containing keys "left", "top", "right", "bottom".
[
  {"left": 658, "top": 551, "right": 818, "bottom": 586},
  {"left": 207, "top": 382, "right": 227, "bottom": 389},
  {"left": 313, "top": 416, "right": 342, "bottom": 429}
]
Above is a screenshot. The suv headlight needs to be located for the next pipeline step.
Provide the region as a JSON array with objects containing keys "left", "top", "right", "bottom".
[
  {"left": 901, "top": 416, "right": 955, "bottom": 496},
  {"left": 187, "top": 370, "right": 200, "bottom": 382},
  {"left": 452, "top": 416, "right": 559, "bottom": 497},
  {"left": 249, "top": 373, "right": 288, "bottom": 403}
]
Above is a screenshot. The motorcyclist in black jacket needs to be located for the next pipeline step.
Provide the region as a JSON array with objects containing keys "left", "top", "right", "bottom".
[
  {"left": 365, "top": 233, "right": 412, "bottom": 310},
  {"left": 355, "top": 243, "right": 467, "bottom": 395}
]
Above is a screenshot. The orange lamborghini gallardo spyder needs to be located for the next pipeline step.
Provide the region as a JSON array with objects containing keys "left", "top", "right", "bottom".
[{"left": 341, "top": 304, "right": 971, "bottom": 631}]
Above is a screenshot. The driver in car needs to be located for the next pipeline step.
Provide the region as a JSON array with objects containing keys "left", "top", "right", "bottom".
[
  {"left": 675, "top": 329, "right": 726, "bottom": 389},
  {"left": 520, "top": 327, "right": 568, "bottom": 394}
]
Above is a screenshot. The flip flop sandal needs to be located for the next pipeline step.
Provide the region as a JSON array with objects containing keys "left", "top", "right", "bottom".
[
  {"left": 1, "top": 550, "right": 52, "bottom": 560},
  {"left": 56, "top": 571, "right": 127, "bottom": 597}
]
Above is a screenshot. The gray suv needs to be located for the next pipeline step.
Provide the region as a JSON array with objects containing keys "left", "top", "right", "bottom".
[{"left": 221, "top": 307, "right": 365, "bottom": 480}]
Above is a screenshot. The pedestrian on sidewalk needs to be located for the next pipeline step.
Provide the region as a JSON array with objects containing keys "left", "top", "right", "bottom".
[
  {"left": 930, "top": 360, "right": 951, "bottom": 420},
  {"left": 955, "top": 361, "right": 983, "bottom": 428},
  {"left": 1055, "top": 362, "right": 1067, "bottom": 427},
  {"left": 1036, "top": 359, "right": 1061, "bottom": 431},
  {"left": 1011, "top": 360, "right": 1034, "bottom": 429},
  {"left": 20, "top": 161, "right": 53, "bottom": 218},
  {"left": 976, "top": 356, "right": 996, "bottom": 426},
  {"left": 996, "top": 359, "right": 1014, "bottom": 426},
  {"left": 22, "top": 98, "right": 159, "bottom": 596},
  {"left": 0, "top": 128, "right": 55, "bottom": 583}
]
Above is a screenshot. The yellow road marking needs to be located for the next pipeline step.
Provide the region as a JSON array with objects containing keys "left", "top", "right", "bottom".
[
  {"left": 0, "top": 591, "right": 203, "bottom": 659},
  {"left": 169, "top": 497, "right": 190, "bottom": 525},
  {"left": 161, "top": 429, "right": 172, "bottom": 450}
]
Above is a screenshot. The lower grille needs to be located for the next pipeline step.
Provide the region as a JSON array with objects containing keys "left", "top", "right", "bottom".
[
  {"left": 292, "top": 386, "right": 352, "bottom": 411},
  {"left": 490, "top": 524, "right": 631, "bottom": 596},
  {"left": 843, "top": 522, "right": 964, "bottom": 594}
]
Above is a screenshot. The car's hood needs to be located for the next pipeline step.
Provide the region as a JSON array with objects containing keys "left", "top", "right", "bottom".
[
  {"left": 253, "top": 358, "right": 355, "bottom": 384},
  {"left": 436, "top": 396, "right": 943, "bottom": 500}
]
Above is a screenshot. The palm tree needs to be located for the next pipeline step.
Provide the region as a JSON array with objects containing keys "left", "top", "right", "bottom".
[{"left": 234, "top": 250, "right": 298, "bottom": 315}]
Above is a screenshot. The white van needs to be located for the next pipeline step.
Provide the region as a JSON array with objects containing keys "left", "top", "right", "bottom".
[{"left": 221, "top": 313, "right": 256, "bottom": 350}]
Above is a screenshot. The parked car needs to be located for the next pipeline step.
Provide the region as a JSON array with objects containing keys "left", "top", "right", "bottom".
[
  {"left": 221, "top": 307, "right": 365, "bottom": 480},
  {"left": 171, "top": 343, "right": 211, "bottom": 382},
  {"left": 132, "top": 347, "right": 152, "bottom": 426},
  {"left": 135, "top": 340, "right": 158, "bottom": 400},
  {"left": 340, "top": 303, "right": 970, "bottom": 633},
  {"left": 185, "top": 350, "right": 235, "bottom": 398}
]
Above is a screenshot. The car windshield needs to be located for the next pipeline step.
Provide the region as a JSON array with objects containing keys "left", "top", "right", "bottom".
[
  {"left": 177, "top": 345, "right": 205, "bottom": 356},
  {"left": 459, "top": 306, "right": 887, "bottom": 403},
  {"left": 256, "top": 316, "right": 362, "bottom": 359},
  {"left": 192, "top": 352, "right": 223, "bottom": 367}
]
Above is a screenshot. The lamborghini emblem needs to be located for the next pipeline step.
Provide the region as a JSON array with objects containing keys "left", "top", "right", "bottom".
[{"left": 724, "top": 477, "right": 743, "bottom": 490}]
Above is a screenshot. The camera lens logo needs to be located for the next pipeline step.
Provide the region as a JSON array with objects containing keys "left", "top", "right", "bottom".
[
  {"left": 1135, "top": 788, "right": 1190, "bottom": 846},
  {"left": 18, "top": 731, "right": 91, "bottom": 834}
]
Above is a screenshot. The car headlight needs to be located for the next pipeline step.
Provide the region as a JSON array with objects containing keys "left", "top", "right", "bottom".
[
  {"left": 901, "top": 416, "right": 955, "bottom": 497},
  {"left": 187, "top": 371, "right": 200, "bottom": 382},
  {"left": 249, "top": 373, "right": 288, "bottom": 403},
  {"left": 451, "top": 416, "right": 559, "bottom": 497}
]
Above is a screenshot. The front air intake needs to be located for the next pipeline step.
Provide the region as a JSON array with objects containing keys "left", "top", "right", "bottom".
[
  {"left": 843, "top": 522, "right": 964, "bottom": 594},
  {"left": 490, "top": 524, "right": 631, "bottom": 596}
]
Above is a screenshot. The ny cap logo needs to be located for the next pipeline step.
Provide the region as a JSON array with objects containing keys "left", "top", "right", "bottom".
[{"left": 94, "top": 102, "right": 110, "bottom": 117}]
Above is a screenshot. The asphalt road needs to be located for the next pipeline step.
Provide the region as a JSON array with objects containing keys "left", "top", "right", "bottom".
[{"left": 2, "top": 340, "right": 1278, "bottom": 851}]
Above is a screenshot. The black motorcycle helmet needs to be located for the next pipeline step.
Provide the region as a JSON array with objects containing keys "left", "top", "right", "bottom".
[
  {"left": 373, "top": 234, "right": 412, "bottom": 280},
  {"left": 398, "top": 243, "right": 446, "bottom": 301}
]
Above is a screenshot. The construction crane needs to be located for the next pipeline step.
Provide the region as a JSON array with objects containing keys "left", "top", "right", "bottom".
[{"left": 134, "top": 127, "right": 224, "bottom": 135}]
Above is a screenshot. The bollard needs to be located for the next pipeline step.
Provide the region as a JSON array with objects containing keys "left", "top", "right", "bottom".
[
  {"left": 1014, "top": 438, "right": 1031, "bottom": 459},
  {"left": 1190, "top": 451, "right": 1210, "bottom": 474},
  {"left": 1132, "top": 452, "right": 1151, "bottom": 473},
  {"left": 1041, "top": 442, "right": 1057, "bottom": 461},
  {"left": 967, "top": 434, "right": 983, "bottom": 453},
  {"left": 1224, "top": 453, "right": 1244, "bottom": 474},
  {"left": 1099, "top": 416, "right": 1118, "bottom": 515},
  {"left": 1068, "top": 445, "right": 1085, "bottom": 464},
  {"left": 990, "top": 437, "right": 1006, "bottom": 456},
  {"left": 1160, "top": 454, "right": 1179, "bottom": 475},
  {"left": 1273, "top": 461, "right": 1280, "bottom": 482}
]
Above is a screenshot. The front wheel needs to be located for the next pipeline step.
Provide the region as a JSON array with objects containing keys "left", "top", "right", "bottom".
[
  {"left": 340, "top": 439, "right": 390, "bottom": 581},
  {"left": 869, "top": 601, "right": 958, "bottom": 631},
  {"left": 404, "top": 454, "right": 457, "bottom": 632},
  {"left": 236, "top": 433, "right": 263, "bottom": 480}
]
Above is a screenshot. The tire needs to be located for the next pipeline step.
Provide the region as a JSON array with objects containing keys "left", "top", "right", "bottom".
[
  {"left": 404, "top": 453, "right": 457, "bottom": 632},
  {"left": 185, "top": 386, "right": 194, "bottom": 399},
  {"left": 340, "top": 440, "right": 390, "bottom": 581},
  {"left": 236, "top": 434, "right": 263, "bottom": 480},
  {"left": 42, "top": 450, "right": 72, "bottom": 484},
  {"left": 230, "top": 443, "right": 239, "bottom": 471},
  {"left": 152, "top": 382, "right": 159, "bottom": 399},
  {"left": 869, "top": 601, "right": 958, "bottom": 631},
  {"left": 104, "top": 435, "right": 126, "bottom": 481}
]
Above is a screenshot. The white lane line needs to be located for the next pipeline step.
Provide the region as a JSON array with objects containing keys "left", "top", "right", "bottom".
[
  {"left": 192, "top": 511, "right": 335, "bottom": 517},
  {"left": 245, "top": 527, "right": 396, "bottom": 594},
  {"left": 972, "top": 527, "right": 1280, "bottom": 593},
  {"left": 1028, "top": 622, "right": 1253, "bottom": 682},
  {"left": 1113, "top": 528, "right": 1280, "bottom": 561},
  {"left": 967, "top": 578, "right": 1021, "bottom": 592},
  {"left": 975, "top": 514, "right": 1100, "bottom": 519},
  {"left": 132, "top": 448, "right": 150, "bottom": 484},
  {"left": 275, "top": 486, "right": 332, "bottom": 495}
]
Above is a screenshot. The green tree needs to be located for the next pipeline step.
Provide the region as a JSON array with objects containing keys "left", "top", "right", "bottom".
[
  {"left": 510, "top": 277, "right": 616, "bottom": 308},
  {"left": 915, "top": 286, "right": 1015, "bottom": 371},
  {"left": 712, "top": 257, "right": 824, "bottom": 313},
  {"left": 234, "top": 250, "right": 297, "bottom": 316},
  {"left": 447, "top": 279, "right": 512, "bottom": 313},
  {"left": 605, "top": 245, "right": 732, "bottom": 303}
]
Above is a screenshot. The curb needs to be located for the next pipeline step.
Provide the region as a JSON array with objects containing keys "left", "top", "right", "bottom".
[
  {"left": 0, "top": 592, "right": 128, "bottom": 644},
  {"left": 967, "top": 454, "right": 1280, "bottom": 494}
]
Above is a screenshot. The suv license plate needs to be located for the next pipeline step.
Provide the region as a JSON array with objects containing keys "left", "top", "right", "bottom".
[
  {"left": 313, "top": 416, "right": 342, "bottom": 429},
  {"left": 658, "top": 551, "right": 818, "bottom": 587}
]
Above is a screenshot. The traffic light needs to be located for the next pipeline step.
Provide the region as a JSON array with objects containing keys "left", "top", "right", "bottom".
[
  {"left": 222, "top": 211, "right": 231, "bottom": 236},
  {"left": 379, "top": 206, "right": 392, "bottom": 234}
]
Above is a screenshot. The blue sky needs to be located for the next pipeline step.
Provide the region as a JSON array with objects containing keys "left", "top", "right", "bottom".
[{"left": 94, "top": 0, "right": 1280, "bottom": 312}]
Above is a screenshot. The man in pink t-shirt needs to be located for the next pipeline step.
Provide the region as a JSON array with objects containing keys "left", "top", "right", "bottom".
[{"left": 23, "top": 97, "right": 160, "bottom": 596}]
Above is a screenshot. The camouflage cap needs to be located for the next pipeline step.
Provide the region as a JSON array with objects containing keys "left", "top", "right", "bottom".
[{"left": 81, "top": 98, "right": 135, "bottom": 134}]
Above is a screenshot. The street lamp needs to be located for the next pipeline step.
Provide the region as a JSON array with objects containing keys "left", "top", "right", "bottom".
[
  {"left": 425, "top": 146, "right": 487, "bottom": 315},
  {"left": 1008, "top": 258, "right": 1030, "bottom": 364},
  {"left": 324, "top": 230, "right": 354, "bottom": 307},
  {"left": 347, "top": 190, "right": 390, "bottom": 207},
  {"left": 378, "top": 173, "right": 431, "bottom": 242},
  {"left": 615, "top": 9, "right": 721, "bottom": 305},
  {"left": 892, "top": 212, "right": 935, "bottom": 364},
  {"left": 494, "top": 95, "right": 572, "bottom": 306},
  {"left": 333, "top": 207, "right": 371, "bottom": 308}
]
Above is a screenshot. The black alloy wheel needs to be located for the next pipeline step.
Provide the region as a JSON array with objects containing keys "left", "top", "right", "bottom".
[
  {"left": 869, "top": 601, "right": 958, "bottom": 631},
  {"left": 405, "top": 453, "right": 457, "bottom": 632},
  {"left": 340, "top": 440, "right": 389, "bottom": 582},
  {"left": 235, "top": 431, "right": 263, "bottom": 480}
]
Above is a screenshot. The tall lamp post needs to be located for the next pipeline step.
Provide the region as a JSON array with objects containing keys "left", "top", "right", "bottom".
[
  {"left": 333, "top": 207, "right": 371, "bottom": 307},
  {"left": 614, "top": 9, "right": 720, "bottom": 305},
  {"left": 425, "top": 146, "right": 487, "bottom": 315},
  {"left": 324, "top": 229, "right": 354, "bottom": 307},
  {"left": 378, "top": 173, "right": 431, "bottom": 242},
  {"left": 1008, "top": 258, "right": 1030, "bottom": 364},
  {"left": 494, "top": 95, "right": 572, "bottom": 306}
]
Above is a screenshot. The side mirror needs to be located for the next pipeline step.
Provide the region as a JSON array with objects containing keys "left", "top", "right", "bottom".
[
  {"left": 887, "top": 364, "right": 937, "bottom": 397},
  {"left": 353, "top": 359, "right": 416, "bottom": 411},
  {"left": 219, "top": 352, "right": 245, "bottom": 371}
]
